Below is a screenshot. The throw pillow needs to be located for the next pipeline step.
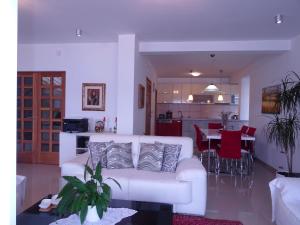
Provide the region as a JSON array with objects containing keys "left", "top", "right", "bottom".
[
  {"left": 106, "top": 142, "right": 134, "bottom": 169},
  {"left": 137, "top": 143, "right": 164, "bottom": 172},
  {"left": 156, "top": 142, "right": 182, "bottom": 173},
  {"left": 88, "top": 141, "right": 113, "bottom": 169}
]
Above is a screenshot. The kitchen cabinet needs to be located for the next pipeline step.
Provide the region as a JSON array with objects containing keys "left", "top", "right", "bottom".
[
  {"left": 172, "top": 84, "right": 182, "bottom": 103},
  {"left": 157, "top": 82, "right": 239, "bottom": 105},
  {"left": 155, "top": 119, "right": 182, "bottom": 136}
]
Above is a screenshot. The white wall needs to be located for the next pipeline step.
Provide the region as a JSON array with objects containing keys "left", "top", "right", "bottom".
[
  {"left": 18, "top": 43, "right": 118, "bottom": 131},
  {"left": 133, "top": 43, "right": 157, "bottom": 135},
  {"left": 0, "top": 0, "right": 17, "bottom": 224},
  {"left": 237, "top": 34, "right": 300, "bottom": 172}
]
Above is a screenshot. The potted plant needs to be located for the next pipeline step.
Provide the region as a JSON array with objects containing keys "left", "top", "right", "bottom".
[
  {"left": 266, "top": 71, "right": 300, "bottom": 177},
  {"left": 56, "top": 162, "right": 121, "bottom": 223}
]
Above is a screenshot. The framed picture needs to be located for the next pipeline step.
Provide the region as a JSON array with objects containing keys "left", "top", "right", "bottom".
[
  {"left": 138, "top": 84, "right": 145, "bottom": 109},
  {"left": 262, "top": 84, "right": 281, "bottom": 114},
  {"left": 82, "top": 83, "right": 106, "bottom": 111}
]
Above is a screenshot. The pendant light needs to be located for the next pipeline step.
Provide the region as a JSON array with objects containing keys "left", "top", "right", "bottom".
[
  {"left": 187, "top": 77, "right": 193, "bottom": 102},
  {"left": 217, "top": 94, "right": 224, "bottom": 102},
  {"left": 204, "top": 83, "right": 219, "bottom": 92},
  {"left": 217, "top": 71, "right": 224, "bottom": 102},
  {"left": 203, "top": 53, "right": 219, "bottom": 92}
]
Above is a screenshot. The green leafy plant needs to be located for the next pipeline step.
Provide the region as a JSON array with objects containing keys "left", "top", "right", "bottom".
[
  {"left": 266, "top": 71, "right": 300, "bottom": 174},
  {"left": 56, "top": 162, "right": 121, "bottom": 223}
]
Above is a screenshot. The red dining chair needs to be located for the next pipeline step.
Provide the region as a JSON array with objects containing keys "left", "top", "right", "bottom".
[
  {"left": 241, "top": 125, "right": 248, "bottom": 134},
  {"left": 245, "top": 127, "right": 256, "bottom": 167},
  {"left": 215, "top": 130, "right": 248, "bottom": 175},
  {"left": 208, "top": 123, "right": 222, "bottom": 149},
  {"left": 241, "top": 125, "right": 249, "bottom": 149},
  {"left": 246, "top": 127, "right": 256, "bottom": 137},
  {"left": 208, "top": 123, "right": 223, "bottom": 129},
  {"left": 193, "top": 124, "right": 215, "bottom": 163}
]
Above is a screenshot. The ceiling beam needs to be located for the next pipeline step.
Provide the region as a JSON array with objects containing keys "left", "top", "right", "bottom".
[{"left": 139, "top": 40, "right": 291, "bottom": 53}]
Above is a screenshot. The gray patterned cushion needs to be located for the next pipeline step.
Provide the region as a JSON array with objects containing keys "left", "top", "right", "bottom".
[
  {"left": 137, "top": 143, "right": 164, "bottom": 172},
  {"left": 106, "top": 142, "right": 134, "bottom": 169},
  {"left": 88, "top": 141, "right": 113, "bottom": 169},
  {"left": 156, "top": 142, "right": 182, "bottom": 173}
]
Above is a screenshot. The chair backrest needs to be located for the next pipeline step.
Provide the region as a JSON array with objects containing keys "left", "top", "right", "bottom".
[
  {"left": 193, "top": 124, "right": 203, "bottom": 150},
  {"left": 241, "top": 125, "right": 248, "bottom": 134},
  {"left": 247, "top": 127, "right": 256, "bottom": 136},
  {"left": 208, "top": 123, "right": 223, "bottom": 129},
  {"left": 219, "top": 130, "right": 241, "bottom": 159}
]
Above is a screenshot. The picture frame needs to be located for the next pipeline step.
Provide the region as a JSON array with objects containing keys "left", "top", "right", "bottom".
[
  {"left": 138, "top": 84, "right": 145, "bottom": 109},
  {"left": 262, "top": 84, "right": 281, "bottom": 114},
  {"left": 82, "top": 83, "right": 106, "bottom": 111}
]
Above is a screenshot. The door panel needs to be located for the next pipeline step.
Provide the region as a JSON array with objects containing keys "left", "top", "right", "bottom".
[
  {"left": 145, "top": 78, "right": 151, "bottom": 135},
  {"left": 17, "top": 72, "right": 65, "bottom": 165}
]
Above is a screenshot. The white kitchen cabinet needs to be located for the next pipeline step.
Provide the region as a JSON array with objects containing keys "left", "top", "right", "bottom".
[
  {"left": 172, "top": 84, "right": 182, "bottom": 103},
  {"left": 157, "top": 83, "right": 173, "bottom": 103},
  {"left": 181, "top": 84, "right": 192, "bottom": 103}
]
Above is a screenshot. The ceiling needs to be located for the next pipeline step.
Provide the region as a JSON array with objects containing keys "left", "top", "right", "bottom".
[
  {"left": 18, "top": 0, "right": 300, "bottom": 78},
  {"left": 19, "top": 0, "right": 300, "bottom": 43}
]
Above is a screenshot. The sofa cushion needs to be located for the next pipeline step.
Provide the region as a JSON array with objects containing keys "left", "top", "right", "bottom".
[
  {"left": 156, "top": 142, "right": 182, "bottom": 173},
  {"left": 107, "top": 142, "right": 134, "bottom": 169},
  {"left": 88, "top": 141, "right": 113, "bottom": 169},
  {"left": 128, "top": 169, "right": 191, "bottom": 204},
  {"left": 137, "top": 143, "right": 164, "bottom": 172}
]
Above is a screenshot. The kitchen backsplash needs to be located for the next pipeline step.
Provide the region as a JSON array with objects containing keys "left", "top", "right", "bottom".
[{"left": 157, "top": 103, "right": 239, "bottom": 119}]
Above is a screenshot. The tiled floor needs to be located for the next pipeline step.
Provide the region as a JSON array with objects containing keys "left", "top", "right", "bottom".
[{"left": 17, "top": 159, "right": 275, "bottom": 225}]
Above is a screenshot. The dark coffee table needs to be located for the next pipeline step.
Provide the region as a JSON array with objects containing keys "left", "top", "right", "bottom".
[{"left": 17, "top": 196, "right": 173, "bottom": 225}]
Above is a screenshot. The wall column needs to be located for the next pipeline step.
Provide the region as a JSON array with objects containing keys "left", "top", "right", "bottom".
[{"left": 116, "top": 34, "right": 136, "bottom": 134}]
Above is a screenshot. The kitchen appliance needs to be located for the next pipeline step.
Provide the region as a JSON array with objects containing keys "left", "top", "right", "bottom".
[
  {"left": 63, "top": 118, "right": 89, "bottom": 133},
  {"left": 166, "top": 110, "right": 173, "bottom": 119},
  {"left": 158, "top": 114, "right": 165, "bottom": 119}
]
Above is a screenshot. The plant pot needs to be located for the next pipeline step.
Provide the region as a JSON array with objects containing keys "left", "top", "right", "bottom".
[
  {"left": 86, "top": 206, "right": 100, "bottom": 223},
  {"left": 276, "top": 171, "right": 300, "bottom": 178}
]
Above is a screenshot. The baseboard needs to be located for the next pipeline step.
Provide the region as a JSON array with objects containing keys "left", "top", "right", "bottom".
[{"left": 254, "top": 157, "right": 277, "bottom": 173}]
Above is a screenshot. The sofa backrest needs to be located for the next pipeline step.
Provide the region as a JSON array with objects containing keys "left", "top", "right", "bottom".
[{"left": 89, "top": 134, "right": 193, "bottom": 167}]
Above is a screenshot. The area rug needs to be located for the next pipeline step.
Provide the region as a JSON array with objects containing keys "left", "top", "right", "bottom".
[{"left": 173, "top": 214, "right": 243, "bottom": 225}]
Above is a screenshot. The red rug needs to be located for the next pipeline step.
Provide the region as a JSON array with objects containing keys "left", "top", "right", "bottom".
[{"left": 173, "top": 214, "right": 243, "bottom": 225}]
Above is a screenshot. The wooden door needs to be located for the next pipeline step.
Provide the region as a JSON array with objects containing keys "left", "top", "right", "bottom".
[
  {"left": 17, "top": 72, "right": 65, "bottom": 164},
  {"left": 17, "top": 73, "right": 36, "bottom": 163},
  {"left": 145, "top": 78, "right": 152, "bottom": 135}
]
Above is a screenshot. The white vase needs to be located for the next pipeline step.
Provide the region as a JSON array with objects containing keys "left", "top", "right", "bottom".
[{"left": 85, "top": 206, "right": 100, "bottom": 223}]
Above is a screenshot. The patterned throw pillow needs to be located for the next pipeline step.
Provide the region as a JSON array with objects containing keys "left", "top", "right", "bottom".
[
  {"left": 137, "top": 143, "right": 164, "bottom": 172},
  {"left": 156, "top": 142, "right": 182, "bottom": 173},
  {"left": 106, "top": 142, "right": 134, "bottom": 169},
  {"left": 88, "top": 141, "right": 113, "bottom": 169}
]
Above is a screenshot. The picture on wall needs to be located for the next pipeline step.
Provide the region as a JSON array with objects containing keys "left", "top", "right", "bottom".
[
  {"left": 262, "top": 84, "right": 281, "bottom": 114},
  {"left": 82, "top": 83, "right": 106, "bottom": 111},
  {"left": 138, "top": 84, "right": 145, "bottom": 109}
]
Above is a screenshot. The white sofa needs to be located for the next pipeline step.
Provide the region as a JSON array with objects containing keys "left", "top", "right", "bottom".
[
  {"left": 60, "top": 134, "right": 207, "bottom": 215},
  {"left": 269, "top": 177, "right": 300, "bottom": 225}
]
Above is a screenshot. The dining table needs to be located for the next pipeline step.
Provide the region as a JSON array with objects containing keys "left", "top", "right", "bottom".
[{"left": 201, "top": 129, "right": 256, "bottom": 173}]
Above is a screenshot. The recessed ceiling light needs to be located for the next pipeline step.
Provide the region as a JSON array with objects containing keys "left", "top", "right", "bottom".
[
  {"left": 76, "top": 28, "right": 82, "bottom": 37},
  {"left": 189, "top": 70, "right": 202, "bottom": 77},
  {"left": 275, "top": 14, "right": 283, "bottom": 24}
]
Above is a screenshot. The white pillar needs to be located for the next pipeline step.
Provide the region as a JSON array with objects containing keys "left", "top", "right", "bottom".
[
  {"left": 0, "top": 0, "right": 17, "bottom": 224},
  {"left": 240, "top": 75, "right": 250, "bottom": 120},
  {"left": 116, "top": 34, "right": 136, "bottom": 134}
]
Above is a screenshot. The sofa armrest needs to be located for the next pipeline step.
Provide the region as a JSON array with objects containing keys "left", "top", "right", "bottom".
[{"left": 176, "top": 157, "right": 207, "bottom": 181}]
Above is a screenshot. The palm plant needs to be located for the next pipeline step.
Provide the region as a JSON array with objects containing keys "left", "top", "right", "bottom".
[
  {"left": 266, "top": 71, "right": 300, "bottom": 175},
  {"left": 56, "top": 162, "right": 121, "bottom": 223}
]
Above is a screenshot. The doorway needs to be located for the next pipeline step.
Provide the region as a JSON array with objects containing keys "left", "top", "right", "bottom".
[
  {"left": 145, "top": 78, "right": 152, "bottom": 135},
  {"left": 17, "top": 71, "right": 65, "bottom": 164}
]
